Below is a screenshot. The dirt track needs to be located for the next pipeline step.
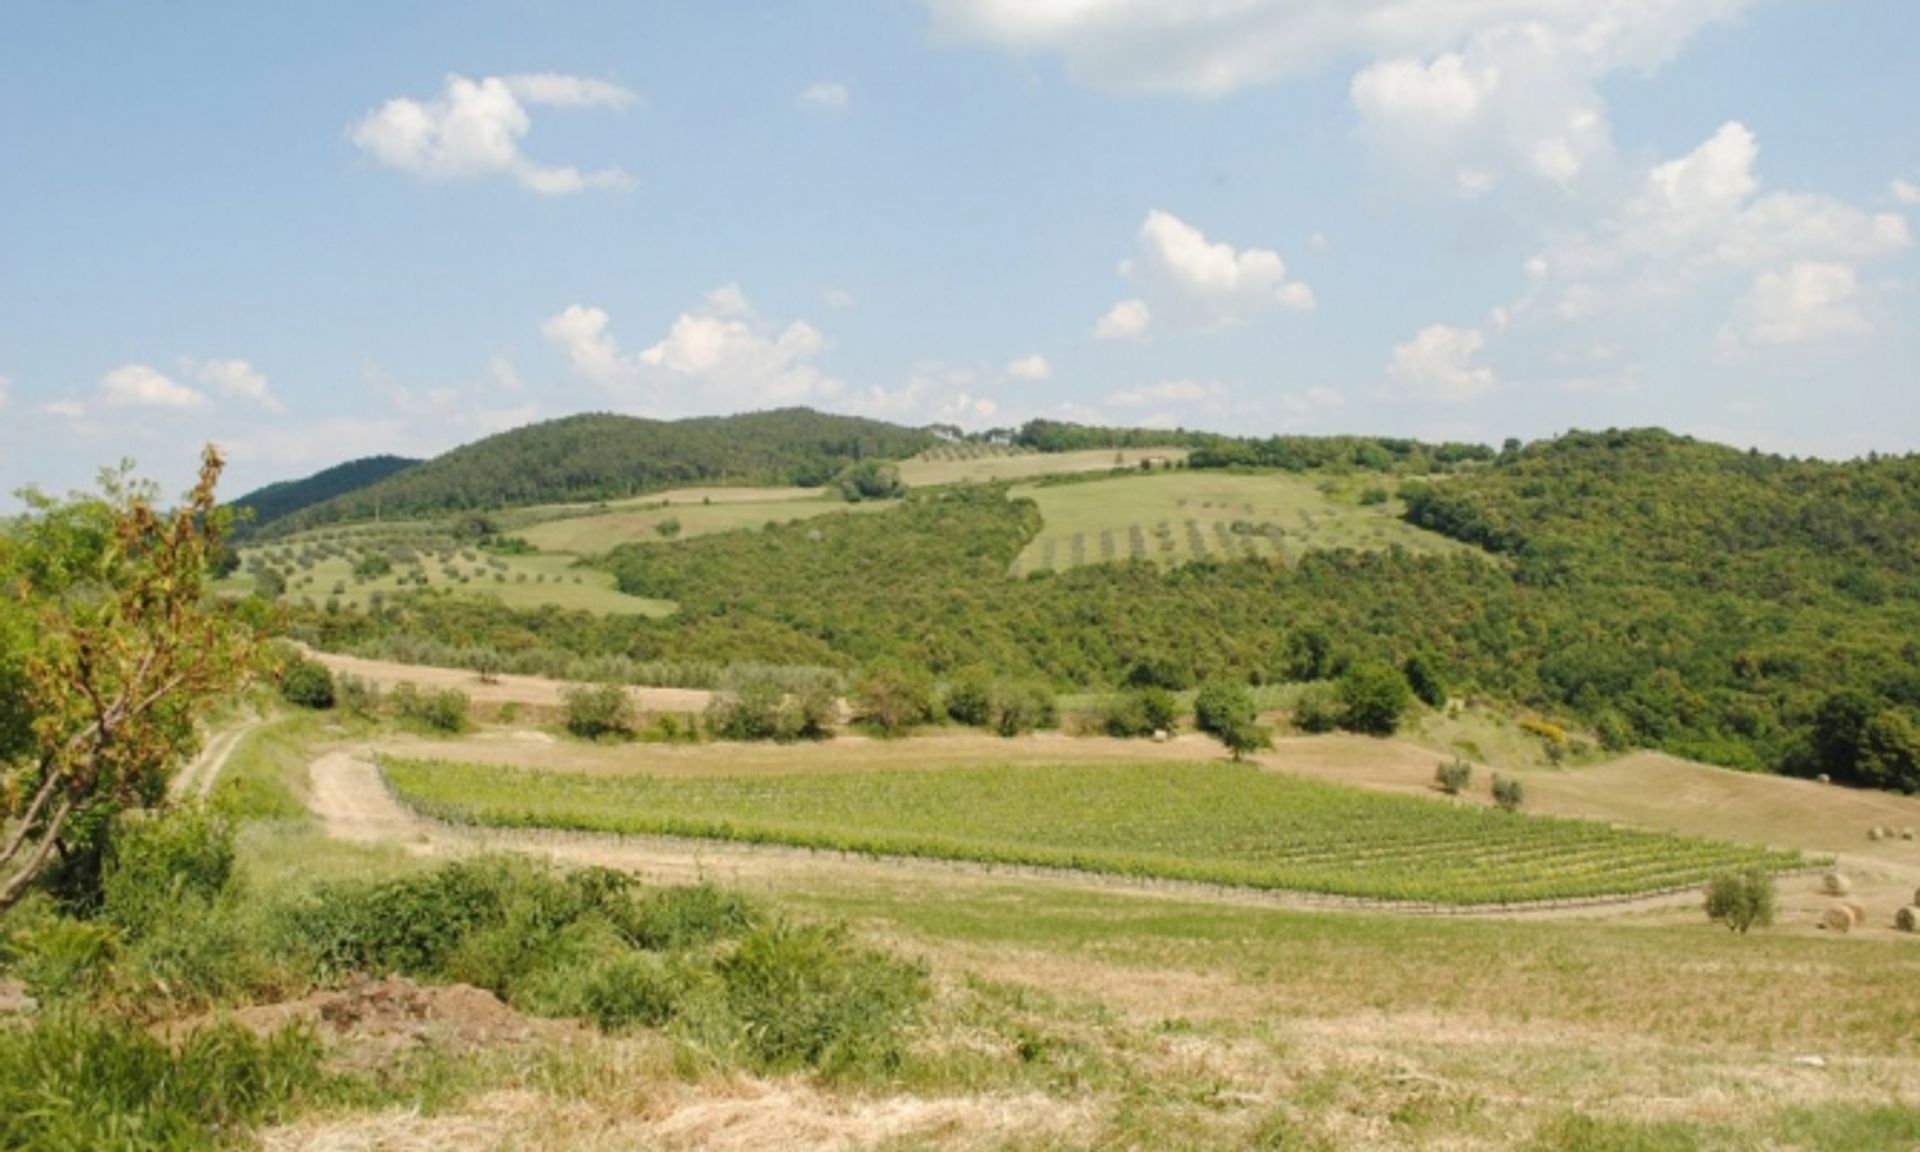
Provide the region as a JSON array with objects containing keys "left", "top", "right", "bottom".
[{"left": 305, "top": 649, "right": 715, "bottom": 714}]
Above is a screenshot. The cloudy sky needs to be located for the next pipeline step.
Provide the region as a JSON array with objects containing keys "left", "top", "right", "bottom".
[{"left": 2, "top": 1, "right": 1916, "bottom": 502}]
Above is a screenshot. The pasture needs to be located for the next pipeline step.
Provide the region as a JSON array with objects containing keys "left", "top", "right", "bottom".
[
  {"left": 898, "top": 446, "right": 1190, "bottom": 488},
  {"left": 517, "top": 491, "right": 884, "bottom": 554},
  {"left": 381, "top": 757, "right": 1803, "bottom": 905},
  {"left": 1009, "top": 470, "right": 1468, "bottom": 574}
]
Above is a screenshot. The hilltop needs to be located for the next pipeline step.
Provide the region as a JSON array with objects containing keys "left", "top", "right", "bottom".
[
  {"left": 227, "top": 454, "right": 419, "bottom": 534},
  {"left": 261, "top": 408, "right": 937, "bottom": 534}
]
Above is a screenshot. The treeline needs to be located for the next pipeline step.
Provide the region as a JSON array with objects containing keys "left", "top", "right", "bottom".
[
  {"left": 1189, "top": 435, "right": 1495, "bottom": 475},
  {"left": 292, "top": 431, "right": 1920, "bottom": 791},
  {"left": 267, "top": 409, "right": 935, "bottom": 534},
  {"left": 227, "top": 455, "right": 420, "bottom": 536}
]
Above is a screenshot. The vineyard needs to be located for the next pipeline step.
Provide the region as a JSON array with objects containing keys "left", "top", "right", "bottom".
[
  {"left": 517, "top": 491, "right": 883, "bottom": 554},
  {"left": 1009, "top": 471, "right": 1469, "bottom": 575},
  {"left": 381, "top": 758, "right": 1806, "bottom": 906},
  {"left": 898, "top": 446, "right": 1188, "bottom": 488}
]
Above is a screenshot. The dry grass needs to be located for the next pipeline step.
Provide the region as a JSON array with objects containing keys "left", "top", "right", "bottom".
[{"left": 897, "top": 448, "right": 1188, "bottom": 488}]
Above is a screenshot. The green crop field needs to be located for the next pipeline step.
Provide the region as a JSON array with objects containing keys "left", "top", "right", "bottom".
[
  {"left": 382, "top": 758, "right": 1803, "bottom": 905},
  {"left": 1009, "top": 470, "right": 1469, "bottom": 574},
  {"left": 898, "top": 447, "right": 1189, "bottom": 488},
  {"left": 228, "top": 525, "right": 675, "bottom": 617},
  {"left": 517, "top": 493, "right": 885, "bottom": 554}
]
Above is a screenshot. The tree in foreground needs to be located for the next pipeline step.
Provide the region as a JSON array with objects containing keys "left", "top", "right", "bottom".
[
  {"left": 1194, "top": 679, "right": 1271, "bottom": 762},
  {"left": 1704, "top": 869, "right": 1776, "bottom": 934},
  {"left": 1335, "top": 662, "right": 1413, "bottom": 736},
  {"left": 1, "top": 448, "right": 254, "bottom": 913}
]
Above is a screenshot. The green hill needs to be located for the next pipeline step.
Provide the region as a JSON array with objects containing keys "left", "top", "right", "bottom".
[
  {"left": 229, "top": 455, "right": 420, "bottom": 534},
  {"left": 270, "top": 408, "right": 936, "bottom": 532}
]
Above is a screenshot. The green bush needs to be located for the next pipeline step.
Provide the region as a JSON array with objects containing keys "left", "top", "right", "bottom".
[
  {"left": 1292, "top": 686, "right": 1342, "bottom": 733},
  {"left": 1435, "top": 758, "right": 1473, "bottom": 795},
  {"left": 991, "top": 680, "right": 1057, "bottom": 736},
  {"left": 944, "top": 668, "right": 994, "bottom": 728},
  {"left": 101, "top": 808, "right": 236, "bottom": 941},
  {"left": 1491, "top": 773, "right": 1526, "bottom": 812},
  {"left": 1704, "top": 869, "right": 1776, "bottom": 934},
  {"left": 278, "top": 657, "right": 335, "bottom": 710},
  {"left": 336, "top": 672, "right": 382, "bottom": 716},
  {"left": 1194, "top": 679, "right": 1270, "bottom": 760},
  {"left": 1105, "top": 686, "right": 1179, "bottom": 738},
  {"left": 705, "top": 676, "right": 835, "bottom": 742},
  {"left": 717, "top": 921, "right": 927, "bottom": 1078},
  {"left": 563, "top": 682, "right": 636, "bottom": 740},
  {"left": 851, "top": 662, "right": 935, "bottom": 737},
  {"left": 390, "top": 683, "right": 469, "bottom": 733},
  {"left": 1336, "top": 662, "right": 1413, "bottom": 736},
  {"left": 0, "top": 1013, "right": 323, "bottom": 1152}
]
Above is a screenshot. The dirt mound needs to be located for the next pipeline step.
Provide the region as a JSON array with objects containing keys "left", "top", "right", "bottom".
[{"left": 184, "top": 976, "right": 559, "bottom": 1060}]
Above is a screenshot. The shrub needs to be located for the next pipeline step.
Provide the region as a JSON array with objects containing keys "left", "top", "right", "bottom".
[
  {"left": 851, "top": 662, "right": 935, "bottom": 737},
  {"left": 1403, "top": 654, "right": 1448, "bottom": 708},
  {"left": 101, "top": 809, "right": 236, "bottom": 941},
  {"left": 991, "top": 680, "right": 1057, "bottom": 737},
  {"left": 278, "top": 657, "right": 335, "bottom": 710},
  {"left": 0, "top": 1013, "right": 323, "bottom": 1152},
  {"left": 1125, "top": 656, "right": 1193, "bottom": 692},
  {"left": 654, "top": 517, "right": 682, "bottom": 539},
  {"left": 1194, "top": 679, "right": 1270, "bottom": 761},
  {"left": 1491, "top": 773, "right": 1526, "bottom": 812},
  {"left": 837, "top": 461, "right": 906, "bottom": 502},
  {"left": 336, "top": 673, "right": 381, "bottom": 716},
  {"left": 1103, "top": 686, "right": 1175, "bottom": 738},
  {"left": 1336, "top": 663, "right": 1412, "bottom": 736},
  {"left": 944, "top": 668, "right": 995, "bottom": 728},
  {"left": 1435, "top": 758, "right": 1473, "bottom": 795},
  {"left": 1704, "top": 869, "right": 1776, "bottom": 934},
  {"left": 717, "top": 921, "right": 927, "bottom": 1078},
  {"left": 390, "top": 683, "right": 469, "bottom": 734},
  {"left": 563, "top": 683, "right": 637, "bottom": 741},
  {"left": 1292, "top": 686, "right": 1342, "bottom": 733}
]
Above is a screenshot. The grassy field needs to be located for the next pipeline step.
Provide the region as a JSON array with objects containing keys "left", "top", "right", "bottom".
[
  {"left": 230, "top": 528, "right": 674, "bottom": 617},
  {"left": 899, "top": 446, "right": 1190, "bottom": 488},
  {"left": 1009, "top": 470, "right": 1469, "bottom": 574},
  {"left": 381, "top": 758, "right": 1802, "bottom": 905},
  {"left": 518, "top": 492, "right": 885, "bottom": 554}
]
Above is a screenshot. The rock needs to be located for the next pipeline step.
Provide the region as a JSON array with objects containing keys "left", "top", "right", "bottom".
[
  {"left": 1790, "top": 1055, "right": 1827, "bottom": 1069},
  {"left": 0, "top": 980, "right": 37, "bottom": 1016}
]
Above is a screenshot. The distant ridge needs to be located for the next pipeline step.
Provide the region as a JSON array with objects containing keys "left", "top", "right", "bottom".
[
  {"left": 266, "top": 408, "right": 937, "bottom": 532},
  {"left": 229, "top": 455, "right": 420, "bottom": 535}
]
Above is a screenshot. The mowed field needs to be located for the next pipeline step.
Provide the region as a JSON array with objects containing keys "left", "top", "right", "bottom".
[
  {"left": 899, "top": 445, "right": 1190, "bottom": 488},
  {"left": 1008, "top": 470, "right": 1469, "bottom": 574},
  {"left": 382, "top": 756, "right": 1802, "bottom": 905},
  {"left": 517, "top": 490, "right": 885, "bottom": 554}
]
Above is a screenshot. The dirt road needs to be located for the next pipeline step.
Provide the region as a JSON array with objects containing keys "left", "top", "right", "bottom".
[{"left": 305, "top": 649, "right": 715, "bottom": 714}]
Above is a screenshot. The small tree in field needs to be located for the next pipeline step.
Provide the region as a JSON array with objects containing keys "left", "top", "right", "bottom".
[
  {"left": 1, "top": 448, "right": 254, "bottom": 913},
  {"left": 1704, "top": 869, "right": 1776, "bottom": 934},
  {"left": 563, "top": 683, "right": 636, "bottom": 740},
  {"left": 1336, "top": 662, "right": 1412, "bottom": 736},
  {"left": 1491, "top": 772, "right": 1526, "bottom": 812},
  {"left": 852, "top": 662, "right": 935, "bottom": 737},
  {"left": 1194, "top": 679, "right": 1271, "bottom": 762}
]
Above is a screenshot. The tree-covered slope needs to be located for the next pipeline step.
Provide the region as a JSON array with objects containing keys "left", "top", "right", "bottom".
[
  {"left": 297, "top": 428, "right": 1920, "bottom": 791},
  {"left": 274, "top": 409, "right": 936, "bottom": 531},
  {"left": 228, "top": 455, "right": 420, "bottom": 534}
]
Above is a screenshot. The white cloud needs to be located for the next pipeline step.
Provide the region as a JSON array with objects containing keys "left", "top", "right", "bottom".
[
  {"left": 546, "top": 287, "right": 842, "bottom": 412},
  {"left": 1387, "top": 325, "right": 1497, "bottom": 402},
  {"left": 1107, "top": 379, "right": 1220, "bottom": 408},
  {"left": 541, "top": 305, "right": 640, "bottom": 390},
  {"left": 1729, "top": 262, "right": 1870, "bottom": 347},
  {"left": 824, "top": 288, "right": 856, "bottom": 310},
  {"left": 501, "top": 73, "right": 639, "bottom": 110},
  {"left": 1351, "top": 53, "right": 1497, "bottom": 126},
  {"left": 1094, "top": 298, "right": 1151, "bottom": 341},
  {"left": 1519, "top": 123, "right": 1909, "bottom": 326},
  {"left": 797, "top": 81, "right": 850, "bottom": 111},
  {"left": 486, "top": 352, "right": 522, "bottom": 391},
  {"left": 350, "top": 73, "right": 636, "bottom": 195},
  {"left": 99, "top": 363, "right": 207, "bottom": 409},
  {"left": 1120, "top": 209, "right": 1314, "bottom": 329},
  {"left": 1006, "top": 354, "right": 1051, "bottom": 381},
  {"left": 182, "top": 357, "right": 281, "bottom": 410},
  {"left": 848, "top": 363, "right": 1001, "bottom": 429},
  {"left": 1890, "top": 178, "right": 1920, "bottom": 206},
  {"left": 0, "top": 375, "right": 9, "bottom": 411},
  {"left": 41, "top": 400, "right": 86, "bottom": 420},
  {"left": 927, "top": 1, "right": 1750, "bottom": 96}
]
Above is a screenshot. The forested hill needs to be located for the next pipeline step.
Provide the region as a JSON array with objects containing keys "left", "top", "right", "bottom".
[
  {"left": 229, "top": 455, "right": 419, "bottom": 534},
  {"left": 270, "top": 409, "right": 937, "bottom": 531}
]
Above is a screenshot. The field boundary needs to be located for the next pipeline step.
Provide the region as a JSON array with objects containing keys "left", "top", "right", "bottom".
[{"left": 370, "top": 756, "right": 1823, "bottom": 919}]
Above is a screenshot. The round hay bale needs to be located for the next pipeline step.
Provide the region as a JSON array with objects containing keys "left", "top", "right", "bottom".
[
  {"left": 1896, "top": 906, "right": 1920, "bottom": 934},
  {"left": 1840, "top": 901, "right": 1866, "bottom": 927},
  {"left": 1815, "top": 773, "right": 1831, "bottom": 784},
  {"left": 1819, "top": 907, "right": 1853, "bottom": 933},
  {"left": 1822, "top": 871, "right": 1853, "bottom": 896},
  {"left": 1868, "top": 827, "right": 1885, "bottom": 842},
  {"left": 1903, "top": 828, "right": 1916, "bottom": 841}
]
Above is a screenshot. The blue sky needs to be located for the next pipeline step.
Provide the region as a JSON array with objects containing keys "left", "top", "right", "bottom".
[{"left": 2, "top": 0, "right": 1916, "bottom": 502}]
